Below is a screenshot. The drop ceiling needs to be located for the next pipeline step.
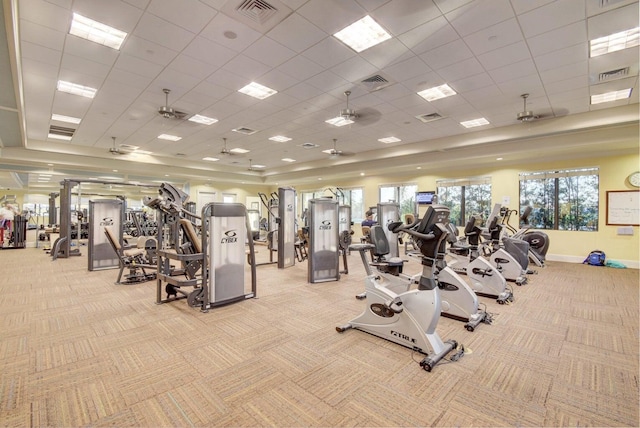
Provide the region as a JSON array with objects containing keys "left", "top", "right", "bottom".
[{"left": 0, "top": 0, "right": 638, "bottom": 193}]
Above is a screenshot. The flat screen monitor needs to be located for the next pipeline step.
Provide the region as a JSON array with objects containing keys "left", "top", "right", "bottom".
[{"left": 415, "top": 191, "right": 436, "bottom": 205}]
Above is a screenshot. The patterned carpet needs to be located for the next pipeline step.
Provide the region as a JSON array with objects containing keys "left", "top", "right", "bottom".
[{"left": 0, "top": 246, "right": 638, "bottom": 427}]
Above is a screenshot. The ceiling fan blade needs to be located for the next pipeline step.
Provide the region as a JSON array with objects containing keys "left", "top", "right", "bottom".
[{"left": 353, "top": 107, "right": 381, "bottom": 126}]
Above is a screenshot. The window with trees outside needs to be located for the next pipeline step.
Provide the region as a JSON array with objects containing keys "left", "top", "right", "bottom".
[
  {"left": 436, "top": 178, "right": 492, "bottom": 226},
  {"left": 519, "top": 167, "right": 599, "bottom": 231},
  {"left": 339, "top": 188, "right": 364, "bottom": 222},
  {"left": 379, "top": 184, "right": 417, "bottom": 218}
]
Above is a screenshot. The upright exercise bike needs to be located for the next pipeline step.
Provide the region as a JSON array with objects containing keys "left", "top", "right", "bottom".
[{"left": 337, "top": 205, "right": 464, "bottom": 372}]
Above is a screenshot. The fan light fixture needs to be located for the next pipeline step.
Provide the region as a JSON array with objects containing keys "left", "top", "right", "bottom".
[
  {"left": 460, "top": 118, "right": 490, "bottom": 128},
  {"left": 281, "top": 158, "right": 296, "bottom": 162},
  {"left": 70, "top": 13, "right": 127, "bottom": 50},
  {"left": 325, "top": 116, "right": 354, "bottom": 127},
  {"left": 417, "top": 84, "right": 457, "bottom": 102},
  {"left": 238, "top": 82, "right": 277, "bottom": 99},
  {"left": 333, "top": 15, "right": 391, "bottom": 53},
  {"left": 517, "top": 93, "right": 536, "bottom": 122},
  {"left": 591, "top": 88, "right": 632, "bottom": 104},
  {"left": 590, "top": 27, "right": 639, "bottom": 57},
  {"left": 203, "top": 157, "right": 219, "bottom": 162}
]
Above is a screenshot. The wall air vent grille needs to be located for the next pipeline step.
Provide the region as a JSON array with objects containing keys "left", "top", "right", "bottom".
[
  {"left": 599, "top": 67, "right": 630, "bottom": 81},
  {"left": 415, "top": 113, "right": 444, "bottom": 123}
]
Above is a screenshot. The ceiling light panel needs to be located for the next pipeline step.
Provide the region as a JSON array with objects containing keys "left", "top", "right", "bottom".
[
  {"left": 333, "top": 15, "right": 391, "bottom": 53},
  {"left": 417, "top": 84, "right": 457, "bottom": 102},
  {"left": 203, "top": 157, "right": 219, "bottom": 162},
  {"left": 188, "top": 114, "right": 218, "bottom": 125},
  {"left": 281, "top": 158, "right": 296, "bottom": 162},
  {"left": 378, "top": 137, "right": 401, "bottom": 144},
  {"left": 590, "top": 88, "right": 632, "bottom": 104},
  {"left": 460, "top": 118, "right": 490, "bottom": 128},
  {"left": 230, "top": 148, "right": 250, "bottom": 154},
  {"left": 590, "top": 27, "right": 639, "bottom": 57},
  {"left": 325, "top": 116, "right": 354, "bottom": 127},
  {"left": 69, "top": 13, "right": 128, "bottom": 50},
  {"left": 57, "top": 80, "right": 97, "bottom": 98},
  {"left": 269, "top": 136, "right": 292, "bottom": 142},
  {"left": 238, "top": 82, "right": 278, "bottom": 99},
  {"left": 251, "top": 164, "right": 266, "bottom": 168},
  {"left": 51, "top": 114, "right": 81, "bottom": 124},
  {"left": 157, "top": 134, "right": 182, "bottom": 141},
  {"left": 48, "top": 133, "right": 72, "bottom": 141}
]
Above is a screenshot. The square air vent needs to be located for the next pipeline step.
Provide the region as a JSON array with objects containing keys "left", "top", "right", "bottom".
[
  {"left": 415, "top": 113, "right": 444, "bottom": 123},
  {"left": 299, "top": 142, "right": 319, "bottom": 149},
  {"left": 599, "top": 67, "right": 630, "bottom": 82},
  {"left": 48, "top": 125, "right": 76, "bottom": 137},
  {"left": 360, "top": 73, "right": 393, "bottom": 92},
  {"left": 222, "top": 0, "right": 292, "bottom": 32},
  {"left": 232, "top": 127, "right": 257, "bottom": 135}
]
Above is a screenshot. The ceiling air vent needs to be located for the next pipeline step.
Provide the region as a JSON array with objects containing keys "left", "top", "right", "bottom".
[
  {"left": 415, "top": 113, "right": 444, "bottom": 123},
  {"left": 599, "top": 67, "right": 630, "bottom": 82},
  {"left": 48, "top": 125, "right": 76, "bottom": 138},
  {"left": 232, "top": 127, "right": 257, "bottom": 135},
  {"left": 360, "top": 74, "right": 393, "bottom": 92},
  {"left": 222, "top": 0, "right": 292, "bottom": 32}
]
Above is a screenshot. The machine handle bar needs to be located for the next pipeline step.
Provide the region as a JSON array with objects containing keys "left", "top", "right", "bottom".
[{"left": 387, "top": 219, "right": 437, "bottom": 242}]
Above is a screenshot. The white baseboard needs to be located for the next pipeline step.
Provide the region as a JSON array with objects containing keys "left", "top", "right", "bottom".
[{"left": 547, "top": 254, "right": 639, "bottom": 269}]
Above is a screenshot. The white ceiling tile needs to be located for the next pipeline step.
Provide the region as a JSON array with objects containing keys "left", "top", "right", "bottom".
[
  {"left": 496, "top": 73, "right": 544, "bottom": 98},
  {"left": 445, "top": 0, "right": 515, "bottom": 37},
  {"left": 258, "top": 69, "right": 299, "bottom": 92},
  {"left": 222, "top": 55, "right": 271, "bottom": 81},
  {"left": 60, "top": 53, "right": 111, "bottom": 81},
  {"left": 477, "top": 41, "right": 531, "bottom": 71},
  {"left": 19, "top": 0, "right": 69, "bottom": 32},
  {"left": 382, "top": 56, "right": 432, "bottom": 82},
  {"left": 123, "top": 0, "right": 151, "bottom": 9},
  {"left": 588, "top": 49, "right": 639, "bottom": 83},
  {"left": 590, "top": 76, "right": 637, "bottom": 94},
  {"left": 419, "top": 39, "right": 472, "bottom": 70},
  {"left": 277, "top": 55, "right": 324, "bottom": 81},
  {"left": 120, "top": 35, "right": 179, "bottom": 67},
  {"left": 266, "top": 13, "right": 327, "bottom": 53},
  {"left": 488, "top": 58, "right": 537, "bottom": 83},
  {"left": 297, "top": 0, "right": 367, "bottom": 35},
  {"left": 585, "top": 0, "right": 637, "bottom": 17},
  {"left": 510, "top": 0, "right": 555, "bottom": 15},
  {"left": 331, "top": 56, "right": 379, "bottom": 84},
  {"left": 283, "top": 82, "right": 324, "bottom": 101},
  {"left": 534, "top": 44, "right": 586, "bottom": 72},
  {"left": 463, "top": 85, "right": 508, "bottom": 108},
  {"left": 527, "top": 21, "right": 587, "bottom": 58},
  {"left": 167, "top": 54, "right": 215, "bottom": 81},
  {"left": 518, "top": 0, "right": 586, "bottom": 38},
  {"left": 72, "top": 0, "right": 144, "bottom": 33},
  {"left": 19, "top": 20, "right": 65, "bottom": 51},
  {"left": 147, "top": 0, "right": 217, "bottom": 33},
  {"left": 397, "top": 16, "right": 459, "bottom": 55},
  {"left": 243, "top": 37, "right": 297, "bottom": 68},
  {"left": 543, "top": 75, "right": 588, "bottom": 95},
  {"left": 359, "top": 38, "right": 411, "bottom": 69},
  {"left": 182, "top": 36, "right": 237, "bottom": 68},
  {"left": 305, "top": 70, "right": 350, "bottom": 92},
  {"left": 206, "top": 68, "right": 251, "bottom": 91},
  {"left": 436, "top": 57, "right": 485, "bottom": 81},
  {"left": 64, "top": 35, "right": 120, "bottom": 66},
  {"left": 449, "top": 72, "right": 494, "bottom": 92},
  {"left": 199, "top": 12, "right": 262, "bottom": 52},
  {"left": 302, "top": 37, "right": 355, "bottom": 68},
  {"left": 433, "top": 0, "right": 473, "bottom": 15},
  {"left": 370, "top": 0, "right": 441, "bottom": 35},
  {"left": 547, "top": 86, "right": 589, "bottom": 104},
  {"left": 114, "top": 54, "right": 164, "bottom": 78},
  {"left": 540, "top": 61, "right": 588, "bottom": 84},
  {"left": 401, "top": 71, "right": 444, "bottom": 93},
  {"left": 133, "top": 13, "right": 195, "bottom": 52},
  {"left": 587, "top": 2, "right": 639, "bottom": 39},
  {"left": 20, "top": 41, "right": 62, "bottom": 66},
  {"left": 463, "top": 18, "right": 524, "bottom": 56}
]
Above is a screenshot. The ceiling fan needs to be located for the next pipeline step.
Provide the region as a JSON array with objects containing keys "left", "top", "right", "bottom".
[
  {"left": 108, "top": 136, "right": 134, "bottom": 156},
  {"left": 324, "top": 138, "right": 355, "bottom": 158},
  {"left": 516, "top": 93, "right": 540, "bottom": 122},
  {"left": 338, "top": 90, "right": 382, "bottom": 126},
  {"left": 220, "top": 138, "right": 235, "bottom": 156},
  {"left": 158, "top": 88, "right": 188, "bottom": 120}
]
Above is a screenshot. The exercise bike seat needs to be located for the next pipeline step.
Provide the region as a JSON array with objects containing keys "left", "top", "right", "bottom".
[{"left": 369, "top": 225, "right": 404, "bottom": 275}]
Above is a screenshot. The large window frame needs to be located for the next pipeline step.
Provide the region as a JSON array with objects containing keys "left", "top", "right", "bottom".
[
  {"left": 379, "top": 183, "right": 417, "bottom": 219},
  {"left": 436, "top": 177, "right": 492, "bottom": 226},
  {"left": 519, "top": 167, "right": 599, "bottom": 231}
]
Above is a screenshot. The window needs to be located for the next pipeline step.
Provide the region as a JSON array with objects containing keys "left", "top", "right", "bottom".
[
  {"left": 340, "top": 187, "right": 364, "bottom": 222},
  {"left": 437, "top": 178, "right": 491, "bottom": 226},
  {"left": 379, "top": 184, "right": 417, "bottom": 218},
  {"left": 222, "top": 193, "right": 236, "bottom": 203},
  {"left": 519, "top": 168, "right": 599, "bottom": 231}
]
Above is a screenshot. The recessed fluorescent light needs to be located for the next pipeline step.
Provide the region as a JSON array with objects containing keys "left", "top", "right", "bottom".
[
  {"left": 57, "top": 80, "right": 97, "bottom": 98},
  {"left": 269, "top": 135, "right": 292, "bottom": 142},
  {"left": 188, "top": 114, "right": 218, "bottom": 125},
  {"left": 230, "top": 148, "right": 250, "bottom": 154},
  {"left": 281, "top": 158, "right": 296, "bottom": 162},
  {"left": 496, "top": 157, "right": 503, "bottom": 161},
  {"left": 133, "top": 150, "right": 152, "bottom": 155},
  {"left": 238, "top": 82, "right": 277, "bottom": 99},
  {"left": 69, "top": 13, "right": 128, "bottom": 50},
  {"left": 202, "top": 157, "right": 220, "bottom": 162},
  {"left": 157, "top": 134, "right": 182, "bottom": 141},
  {"left": 325, "top": 116, "right": 354, "bottom": 127},
  {"left": 378, "top": 137, "right": 401, "bottom": 144},
  {"left": 590, "top": 27, "right": 639, "bottom": 57},
  {"left": 252, "top": 164, "right": 266, "bottom": 168},
  {"left": 460, "top": 118, "right": 490, "bottom": 128},
  {"left": 590, "top": 88, "right": 632, "bottom": 104},
  {"left": 417, "top": 84, "right": 457, "bottom": 102},
  {"left": 51, "top": 114, "right": 81, "bottom": 124},
  {"left": 47, "top": 133, "right": 72, "bottom": 141},
  {"left": 334, "top": 15, "right": 391, "bottom": 53}
]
